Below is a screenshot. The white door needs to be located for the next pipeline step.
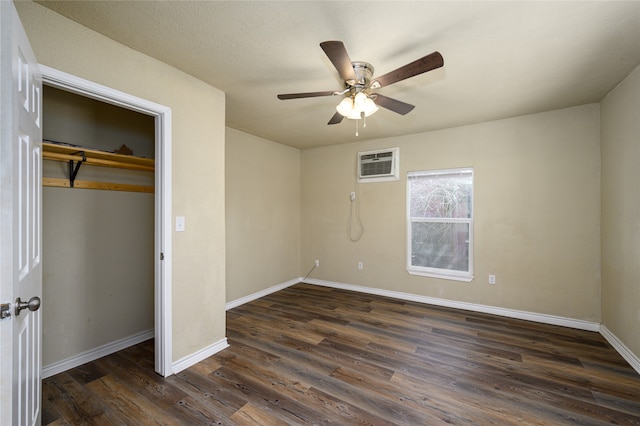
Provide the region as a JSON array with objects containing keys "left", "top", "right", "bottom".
[{"left": 0, "top": 2, "right": 43, "bottom": 425}]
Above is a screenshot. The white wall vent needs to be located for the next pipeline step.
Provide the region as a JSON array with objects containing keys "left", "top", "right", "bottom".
[{"left": 357, "top": 148, "right": 399, "bottom": 183}]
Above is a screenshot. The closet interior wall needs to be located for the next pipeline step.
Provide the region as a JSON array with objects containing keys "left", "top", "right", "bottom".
[{"left": 42, "top": 86, "right": 155, "bottom": 368}]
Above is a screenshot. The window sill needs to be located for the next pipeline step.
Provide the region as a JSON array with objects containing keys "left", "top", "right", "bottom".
[{"left": 407, "top": 268, "right": 474, "bottom": 282}]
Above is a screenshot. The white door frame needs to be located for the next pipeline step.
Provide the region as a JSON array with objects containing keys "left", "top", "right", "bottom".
[{"left": 40, "top": 66, "right": 173, "bottom": 377}]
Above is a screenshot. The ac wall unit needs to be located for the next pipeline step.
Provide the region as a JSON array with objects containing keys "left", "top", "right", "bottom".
[{"left": 357, "top": 148, "right": 399, "bottom": 183}]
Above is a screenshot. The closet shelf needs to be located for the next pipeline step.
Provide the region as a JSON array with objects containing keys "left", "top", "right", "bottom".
[
  {"left": 42, "top": 142, "right": 155, "bottom": 193},
  {"left": 42, "top": 142, "right": 155, "bottom": 172}
]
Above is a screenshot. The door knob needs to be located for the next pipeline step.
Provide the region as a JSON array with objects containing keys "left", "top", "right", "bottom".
[{"left": 15, "top": 296, "right": 41, "bottom": 316}]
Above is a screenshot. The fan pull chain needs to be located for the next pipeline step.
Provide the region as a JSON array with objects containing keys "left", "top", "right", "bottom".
[{"left": 355, "top": 111, "right": 367, "bottom": 136}]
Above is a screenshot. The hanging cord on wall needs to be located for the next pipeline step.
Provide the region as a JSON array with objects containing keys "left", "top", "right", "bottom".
[
  {"left": 347, "top": 187, "right": 364, "bottom": 242},
  {"left": 302, "top": 261, "right": 317, "bottom": 281},
  {"left": 347, "top": 153, "right": 365, "bottom": 242}
]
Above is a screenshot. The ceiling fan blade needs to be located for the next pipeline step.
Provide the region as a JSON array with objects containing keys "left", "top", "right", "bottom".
[
  {"left": 320, "top": 41, "right": 358, "bottom": 84},
  {"left": 373, "top": 51, "right": 444, "bottom": 88},
  {"left": 328, "top": 111, "right": 344, "bottom": 125},
  {"left": 374, "top": 94, "right": 415, "bottom": 115},
  {"left": 277, "top": 91, "right": 336, "bottom": 100}
]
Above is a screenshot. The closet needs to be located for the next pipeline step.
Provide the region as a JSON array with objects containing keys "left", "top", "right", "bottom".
[{"left": 41, "top": 86, "right": 155, "bottom": 373}]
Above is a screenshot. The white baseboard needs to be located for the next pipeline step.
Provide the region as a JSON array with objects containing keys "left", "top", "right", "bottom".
[
  {"left": 226, "top": 278, "right": 301, "bottom": 310},
  {"left": 172, "top": 338, "right": 229, "bottom": 374},
  {"left": 303, "top": 278, "right": 601, "bottom": 332},
  {"left": 42, "top": 329, "right": 154, "bottom": 379},
  {"left": 600, "top": 325, "right": 640, "bottom": 375}
]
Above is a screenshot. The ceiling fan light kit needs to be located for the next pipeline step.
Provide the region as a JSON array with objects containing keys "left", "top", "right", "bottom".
[
  {"left": 336, "top": 93, "right": 379, "bottom": 120},
  {"left": 277, "top": 41, "right": 444, "bottom": 135}
]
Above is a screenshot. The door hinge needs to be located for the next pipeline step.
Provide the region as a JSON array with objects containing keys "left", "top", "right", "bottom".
[
  {"left": 160, "top": 252, "right": 165, "bottom": 261},
  {"left": 1, "top": 303, "right": 11, "bottom": 320}
]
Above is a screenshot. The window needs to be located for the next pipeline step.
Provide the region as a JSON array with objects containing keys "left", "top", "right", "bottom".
[{"left": 407, "top": 168, "right": 473, "bottom": 281}]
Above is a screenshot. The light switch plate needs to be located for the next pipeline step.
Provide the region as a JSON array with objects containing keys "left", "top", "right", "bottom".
[{"left": 175, "top": 216, "right": 185, "bottom": 232}]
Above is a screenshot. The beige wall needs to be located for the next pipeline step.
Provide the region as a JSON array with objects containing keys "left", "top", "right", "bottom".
[
  {"left": 42, "top": 189, "right": 154, "bottom": 365},
  {"left": 302, "top": 104, "right": 601, "bottom": 321},
  {"left": 41, "top": 87, "right": 154, "bottom": 366},
  {"left": 43, "top": 86, "right": 156, "bottom": 158},
  {"left": 16, "top": 1, "right": 227, "bottom": 361},
  {"left": 225, "top": 128, "right": 300, "bottom": 302},
  {"left": 601, "top": 65, "right": 640, "bottom": 357}
]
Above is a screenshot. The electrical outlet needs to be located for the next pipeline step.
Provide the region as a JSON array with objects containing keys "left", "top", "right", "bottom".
[
  {"left": 489, "top": 274, "right": 496, "bottom": 285},
  {"left": 358, "top": 261, "right": 363, "bottom": 270},
  {"left": 315, "top": 260, "right": 320, "bottom": 267},
  {"left": 350, "top": 192, "right": 356, "bottom": 201}
]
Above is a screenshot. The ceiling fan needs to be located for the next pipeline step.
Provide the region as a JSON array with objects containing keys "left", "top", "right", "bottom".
[{"left": 277, "top": 41, "right": 444, "bottom": 133}]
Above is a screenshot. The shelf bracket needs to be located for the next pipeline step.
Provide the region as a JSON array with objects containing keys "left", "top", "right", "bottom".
[{"left": 68, "top": 151, "right": 86, "bottom": 188}]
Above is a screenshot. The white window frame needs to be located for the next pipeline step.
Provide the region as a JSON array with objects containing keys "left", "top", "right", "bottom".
[{"left": 406, "top": 167, "right": 474, "bottom": 282}]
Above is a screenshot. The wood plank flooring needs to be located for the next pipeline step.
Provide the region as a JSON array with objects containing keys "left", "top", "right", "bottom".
[{"left": 43, "top": 283, "right": 640, "bottom": 425}]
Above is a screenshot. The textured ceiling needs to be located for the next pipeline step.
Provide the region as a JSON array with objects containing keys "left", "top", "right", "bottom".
[{"left": 36, "top": 1, "right": 640, "bottom": 149}]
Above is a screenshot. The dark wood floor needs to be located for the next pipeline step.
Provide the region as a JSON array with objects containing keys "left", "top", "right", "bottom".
[{"left": 44, "top": 283, "right": 640, "bottom": 425}]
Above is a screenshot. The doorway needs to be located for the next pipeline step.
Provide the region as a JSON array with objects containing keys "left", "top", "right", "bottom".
[{"left": 41, "top": 66, "right": 173, "bottom": 377}]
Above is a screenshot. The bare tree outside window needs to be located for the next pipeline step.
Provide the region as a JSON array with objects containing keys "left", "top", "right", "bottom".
[{"left": 407, "top": 169, "right": 473, "bottom": 281}]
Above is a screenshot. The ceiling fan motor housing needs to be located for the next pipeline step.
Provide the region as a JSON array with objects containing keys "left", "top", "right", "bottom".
[{"left": 349, "top": 61, "right": 375, "bottom": 93}]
